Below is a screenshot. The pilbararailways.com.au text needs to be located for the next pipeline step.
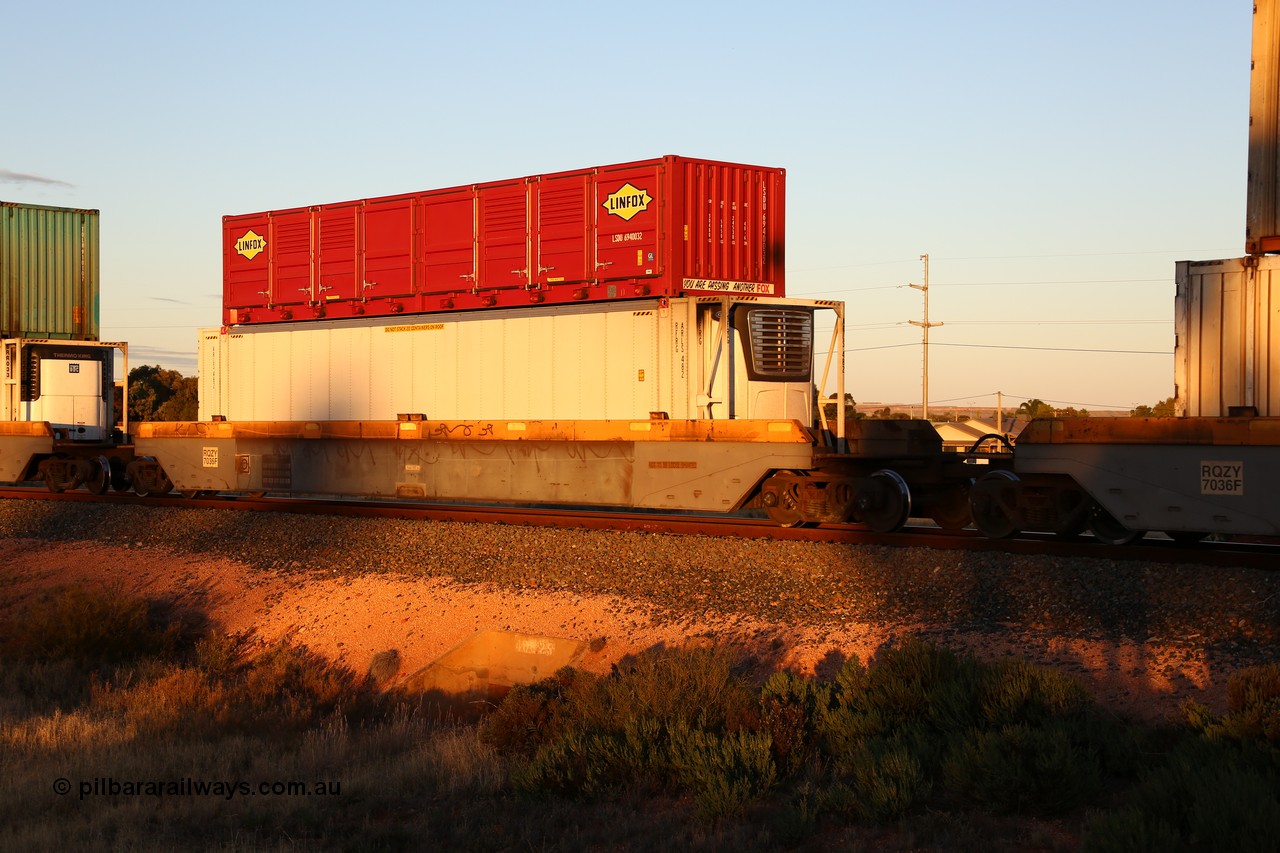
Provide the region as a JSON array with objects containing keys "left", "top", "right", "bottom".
[{"left": 54, "top": 777, "right": 342, "bottom": 801}]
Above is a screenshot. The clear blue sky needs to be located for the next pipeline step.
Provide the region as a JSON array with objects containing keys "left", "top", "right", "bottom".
[{"left": 3, "top": 1, "right": 1252, "bottom": 412}]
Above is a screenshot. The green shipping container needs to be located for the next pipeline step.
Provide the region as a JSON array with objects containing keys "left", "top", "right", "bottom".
[{"left": 0, "top": 201, "right": 100, "bottom": 340}]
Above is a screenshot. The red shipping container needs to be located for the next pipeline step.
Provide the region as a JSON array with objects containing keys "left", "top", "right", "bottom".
[{"left": 223, "top": 156, "right": 785, "bottom": 325}]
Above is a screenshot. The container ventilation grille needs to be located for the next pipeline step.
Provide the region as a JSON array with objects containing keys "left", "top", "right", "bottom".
[{"left": 746, "top": 308, "right": 812, "bottom": 380}]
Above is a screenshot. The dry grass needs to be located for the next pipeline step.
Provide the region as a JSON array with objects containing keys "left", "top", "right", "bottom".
[{"left": 2, "top": 584, "right": 1278, "bottom": 852}]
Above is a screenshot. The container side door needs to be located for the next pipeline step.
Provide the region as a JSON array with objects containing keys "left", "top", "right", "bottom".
[
  {"left": 316, "top": 202, "right": 361, "bottom": 304},
  {"left": 478, "top": 182, "right": 529, "bottom": 291},
  {"left": 269, "top": 209, "right": 314, "bottom": 307},
  {"left": 418, "top": 189, "right": 477, "bottom": 297},
  {"left": 224, "top": 215, "right": 272, "bottom": 315},
  {"left": 363, "top": 196, "right": 415, "bottom": 299},
  {"left": 594, "top": 165, "right": 663, "bottom": 284},
  {"left": 533, "top": 174, "right": 589, "bottom": 287}
]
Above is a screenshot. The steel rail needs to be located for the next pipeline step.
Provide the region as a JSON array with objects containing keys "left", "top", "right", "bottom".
[{"left": 1, "top": 486, "right": 1275, "bottom": 569}]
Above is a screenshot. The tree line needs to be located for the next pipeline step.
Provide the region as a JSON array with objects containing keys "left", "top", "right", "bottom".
[{"left": 126, "top": 365, "right": 198, "bottom": 422}]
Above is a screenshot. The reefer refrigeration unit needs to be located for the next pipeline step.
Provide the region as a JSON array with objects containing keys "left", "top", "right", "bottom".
[
  {"left": 1, "top": 202, "right": 100, "bottom": 340},
  {"left": 222, "top": 156, "right": 785, "bottom": 326},
  {"left": 1, "top": 339, "right": 120, "bottom": 440},
  {"left": 198, "top": 295, "right": 832, "bottom": 425},
  {"left": 1175, "top": 257, "right": 1280, "bottom": 417}
]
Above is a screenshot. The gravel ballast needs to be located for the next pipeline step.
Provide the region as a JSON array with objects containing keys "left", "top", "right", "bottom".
[{"left": 2, "top": 499, "right": 1277, "bottom": 721}]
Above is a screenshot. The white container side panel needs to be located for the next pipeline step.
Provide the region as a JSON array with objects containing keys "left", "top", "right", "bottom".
[
  {"left": 332, "top": 326, "right": 369, "bottom": 420},
  {"left": 295, "top": 333, "right": 317, "bottom": 418},
  {"left": 522, "top": 313, "right": 553, "bottom": 415},
  {"left": 1175, "top": 258, "right": 1280, "bottom": 417},
  {"left": 197, "top": 297, "right": 824, "bottom": 423}
]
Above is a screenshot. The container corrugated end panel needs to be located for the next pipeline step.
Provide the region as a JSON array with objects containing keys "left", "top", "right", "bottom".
[
  {"left": 1248, "top": 0, "right": 1280, "bottom": 254},
  {"left": 1175, "top": 256, "right": 1280, "bottom": 418},
  {"left": 0, "top": 201, "right": 100, "bottom": 340}
]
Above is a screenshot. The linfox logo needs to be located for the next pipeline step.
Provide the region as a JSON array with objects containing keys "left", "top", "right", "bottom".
[
  {"left": 235, "top": 230, "right": 267, "bottom": 260},
  {"left": 602, "top": 183, "right": 652, "bottom": 221}
]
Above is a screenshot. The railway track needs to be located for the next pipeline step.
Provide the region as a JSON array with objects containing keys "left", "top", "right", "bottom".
[{"left": 3, "top": 485, "right": 1275, "bottom": 570}]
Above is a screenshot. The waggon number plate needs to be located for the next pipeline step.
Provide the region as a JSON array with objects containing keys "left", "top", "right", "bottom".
[{"left": 1201, "top": 461, "right": 1243, "bottom": 496}]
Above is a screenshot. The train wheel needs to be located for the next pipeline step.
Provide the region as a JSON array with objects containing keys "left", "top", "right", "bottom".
[
  {"left": 762, "top": 475, "right": 805, "bottom": 527},
  {"left": 969, "top": 470, "right": 1021, "bottom": 539},
  {"left": 84, "top": 457, "right": 112, "bottom": 495},
  {"left": 1088, "top": 503, "right": 1144, "bottom": 546},
  {"left": 928, "top": 486, "right": 971, "bottom": 530},
  {"left": 858, "top": 469, "right": 912, "bottom": 533}
]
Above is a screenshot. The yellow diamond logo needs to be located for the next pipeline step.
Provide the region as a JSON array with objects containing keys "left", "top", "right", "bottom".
[
  {"left": 234, "top": 229, "right": 267, "bottom": 260},
  {"left": 602, "top": 183, "right": 653, "bottom": 221}
]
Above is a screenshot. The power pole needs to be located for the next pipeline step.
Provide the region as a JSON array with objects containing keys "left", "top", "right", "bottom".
[{"left": 908, "top": 253, "right": 943, "bottom": 420}]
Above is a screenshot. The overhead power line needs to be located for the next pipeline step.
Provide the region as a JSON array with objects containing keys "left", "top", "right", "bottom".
[
  {"left": 932, "top": 342, "right": 1171, "bottom": 355},
  {"left": 825, "top": 342, "right": 1171, "bottom": 356}
]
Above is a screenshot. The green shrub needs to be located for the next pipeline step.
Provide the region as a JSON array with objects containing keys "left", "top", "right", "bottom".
[
  {"left": 1219, "top": 664, "right": 1280, "bottom": 743},
  {"left": 668, "top": 722, "right": 778, "bottom": 818},
  {"left": 480, "top": 679, "right": 572, "bottom": 757},
  {"left": 979, "top": 657, "right": 1093, "bottom": 726},
  {"left": 1081, "top": 807, "right": 1182, "bottom": 853},
  {"left": 759, "top": 670, "right": 831, "bottom": 774},
  {"left": 856, "top": 639, "right": 986, "bottom": 732},
  {"left": 226, "top": 640, "right": 375, "bottom": 733},
  {"left": 943, "top": 720, "right": 1102, "bottom": 814},
  {"left": 1085, "top": 739, "right": 1280, "bottom": 853},
  {"left": 1, "top": 584, "right": 184, "bottom": 666},
  {"left": 512, "top": 715, "right": 668, "bottom": 798},
  {"left": 845, "top": 738, "right": 931, "bottom": 822},
  {"left": 594, "top": 645, "right": 759, "bottom": 733}
]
